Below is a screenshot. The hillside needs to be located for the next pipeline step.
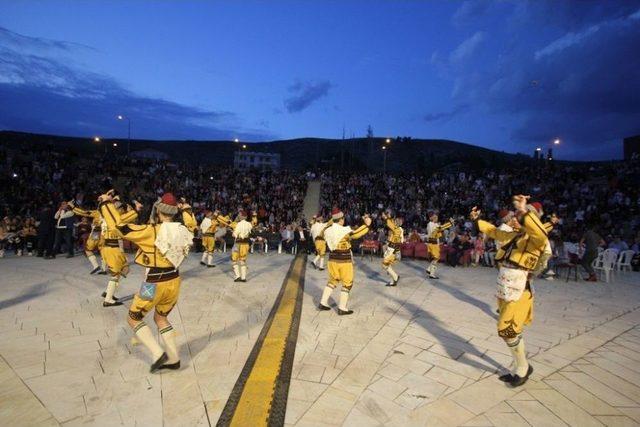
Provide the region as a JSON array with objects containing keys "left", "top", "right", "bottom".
[{"left": 0, "top": 131, "right": 533, "bottom": 172}]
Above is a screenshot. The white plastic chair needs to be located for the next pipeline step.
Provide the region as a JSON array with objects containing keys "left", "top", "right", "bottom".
[
  {"left": 592, "top": 252, "right": 604, "bottom": 270},
  {"left": 594, "top": 249, "right": 619, "bottom": 283},
  {"left": 616, "top": 250, "right": 635, "bottom": 273}
]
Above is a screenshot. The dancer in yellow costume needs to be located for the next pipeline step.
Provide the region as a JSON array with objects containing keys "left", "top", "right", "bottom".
[
  {"left": 217, "top": 210, "right": 258, "bottom": 282},
  {"left": 98, "top": 195, "right": 138, "bottom": 306},
  {"left": 425, "top": 212, "right": 454, "bottom": 279},
  {"left": 381, "top": 210, "right": 403, "bottom": 287},
  {"left": 471, "top": 195, "right": 552, "bottom": 387},
  {"left": 199, "top": 209, "right": 219, "bottom": 268},
  {"left": 310, "top": 214, "right": 329, "bottom": 270},
  {"left": 99, "top": 192, "right": 193, "bottom": 373},
  {"left": 69, "top": 201, "right": 105, "bottom": 275},
  {"left": 318, "top": 208, "right": 372, "bottom": 315}
]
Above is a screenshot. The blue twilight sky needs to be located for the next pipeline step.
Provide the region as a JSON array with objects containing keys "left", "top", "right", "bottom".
[{"left": 1, "top": 0, "right": 639, "bottom": 160}]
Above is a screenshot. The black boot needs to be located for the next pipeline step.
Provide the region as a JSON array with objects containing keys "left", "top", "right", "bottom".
[
  {"left": 338, "top": 308, "right": 354, "bottom": 315},
  {"left": 318, "top": 303, "right": 331, "bottom": 311},
  {"left": 90, "top": 266, "right": 101, "bottom": 275}
]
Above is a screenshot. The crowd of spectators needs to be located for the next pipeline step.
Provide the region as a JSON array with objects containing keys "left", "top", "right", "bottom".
[
  {"left": 0, "top": 143, "right": 308, "bottom": 258},
  {"left": 319, "top": 161, "right": 640, "bottom": 272},
  {"left": 2, "top": 139, "right": 639, "bottom": 275}
]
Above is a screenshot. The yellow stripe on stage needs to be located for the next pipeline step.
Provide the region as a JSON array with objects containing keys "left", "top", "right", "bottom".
[{"left": 228, "top": 255, "right": 305, "bottom": 426}]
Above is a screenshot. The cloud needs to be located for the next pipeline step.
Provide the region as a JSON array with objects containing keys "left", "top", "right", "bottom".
[
  {"left": 443, "top": 3, "right": 640, "bottom": 159},
  {"left": 509, "top": 1, "right": 639, "bottom": 31},
  {"left": 452, "top": 0, "right": 491, "bottom": 27},
  {"left": 535, "top": 25, "right": 601, "bottom": 60},
  {"left": 449, "top": 31, "right": 485, "bottom": 63},
  {"left": 0, "top": 26, "right": 96, "bottom": 53},
  {"left": 284, "top": 80, "right": 332, "bottom": 113},
  {"left": 0, "top": 26, "right": 272, "bottom": 141},
  {"left": 424, "top": 104, "right": 470, "bottom": 123},
  {"left": 535, "top": 6, "right": 640, "bottom": 60}
]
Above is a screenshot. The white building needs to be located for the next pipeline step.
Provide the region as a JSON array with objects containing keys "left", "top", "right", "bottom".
[
  {"left": 130, "top": 148, "right": 169, "bottom": 161},
  {"left": 234, "top": 151, "right": 280, "bottom": 170}
]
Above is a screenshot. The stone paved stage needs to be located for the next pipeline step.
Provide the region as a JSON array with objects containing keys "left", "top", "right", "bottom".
[{"left": 1, "top": 252, "right": 640, "bottom": 426}]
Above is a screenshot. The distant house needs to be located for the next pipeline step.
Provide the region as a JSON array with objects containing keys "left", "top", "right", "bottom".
[
  {"left": 130, "top": 149, "right": 169, "bottom": 161},
  {"left": 234, "top": 151, "right": 280, "bottom": 170}
]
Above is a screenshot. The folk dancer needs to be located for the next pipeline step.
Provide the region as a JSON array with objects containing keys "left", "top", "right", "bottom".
[
  {"left": 199, "top": 209, "right": 219, "bottom": 268},
  {"left": 98, "top": 194, "right": 138, "bottom": 306},
  {"left": 217, "top": 210, "right": 258, "bottom": 282},
  {"left": 470, "top": 195, "right": 550, "bottom": 387},
  {"left": 381, "top": 210, "right": 404, "bottom": 287},
  {"left": 318, "top": 208, "right": 372, "bottom": 315},
  {"left": 99, "top": 192, "right": 193, "bottom": 372},
  {"left": 69, "top": 200, "right": 106, "bottom": 275},
  {"left": 426, "top": 212, "right": 454, "bottom": 279},
  {"left": 310, "top": 214, "right": 329, "bottom": 270}
]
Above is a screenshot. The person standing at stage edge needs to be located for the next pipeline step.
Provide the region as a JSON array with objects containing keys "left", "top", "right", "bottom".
[
  {"left": 318, "top": 208, "right": 372, "bottom": 315},
  {"left": 469, "top": 195, "right": 549, "bottom": 387}
]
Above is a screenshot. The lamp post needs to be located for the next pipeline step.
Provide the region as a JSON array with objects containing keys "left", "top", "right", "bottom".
[
  {"left": 535, "top": 138, "right": 560, "bottom": 161},
  {"left": 382, "top": 138, "right": 392, "bottom": 174},
  {"left": 547, "top": 138, "right": 560, "bottom": 161},
  {"left": 382, "top": 145, "right": 388, "bottom": 175},
  {"left": 94, "top": 136, "right": 105, "bottom": 154},
  {"left": 117, "top": 115, "right": 131, "bottom": 156}
]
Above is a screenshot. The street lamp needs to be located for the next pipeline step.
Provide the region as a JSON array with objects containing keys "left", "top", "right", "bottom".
[
  {"left": 385, "top": 138, "right": 391, "bottom": 144},
  {"left": 547, "top": 138, "right": 560, "bottom": 160},
  {"left": 94, "top": 136, "right": 101, "bottom": 143},
  {"left": 242, "top": 144, "right": 247, "bottom": 149},
  {"left": 117, "top": 115, "right": 131, "bottom": 156},
  {"left": 234, "top": 138, "right": 240, "bottom": 143},
  {"left": 382, "top": 145, "right": 388, "bottom": 175}
]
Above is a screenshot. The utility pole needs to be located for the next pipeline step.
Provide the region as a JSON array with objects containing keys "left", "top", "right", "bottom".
[{"left": 340, "top": 124, "right": 345, "bottom": 169}]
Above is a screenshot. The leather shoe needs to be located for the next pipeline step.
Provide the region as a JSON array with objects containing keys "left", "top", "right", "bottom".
[
  {"left": 510, "top": 365, "right": 534, "bottom": 387},
  {"left": 150, "top": 353, "right": 169, "bottom": 373},
  {"left": 102, "top": 301, "right": 123, "bottom": 307},
  {"left": 160, "top": 361, "right": 181, "bottom": 370}
]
